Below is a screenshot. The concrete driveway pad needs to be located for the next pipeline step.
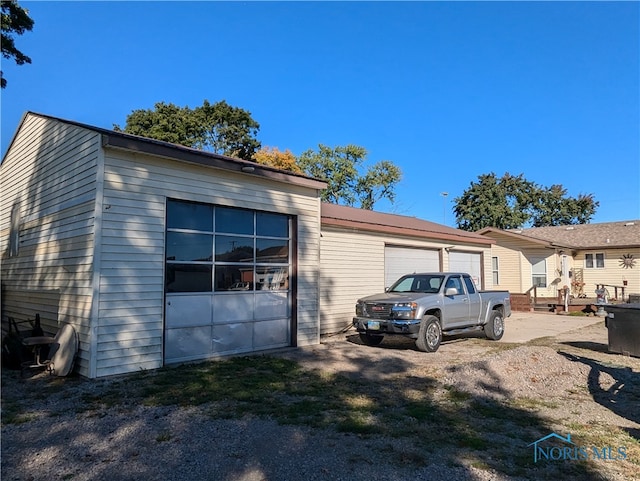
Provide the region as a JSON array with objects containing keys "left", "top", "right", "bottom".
[{"left": 501, "top": 312, "right": 605, "bottom": 343}]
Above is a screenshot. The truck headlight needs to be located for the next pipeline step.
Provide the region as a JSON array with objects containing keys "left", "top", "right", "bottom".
[
  {"left": 355, "top": 301, "right": 365, "bottom": 316},
  {"left": 392, "top": 302, "right": 417, "bottom": 319}
]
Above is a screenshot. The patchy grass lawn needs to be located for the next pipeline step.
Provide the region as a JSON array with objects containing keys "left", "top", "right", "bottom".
[{"left": 3, "top": 341, "right": 639, "bottom": 480}]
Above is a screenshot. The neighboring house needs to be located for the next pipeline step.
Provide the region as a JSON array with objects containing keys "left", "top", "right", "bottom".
[
  {"left": 1, "top": 112, "right": 326, "bottom": 378},
  {"left": 1, "top": 111, "right": 499, "bottom": 378},
  {"left": 478, "top": 221, "right": 640, "bottom": 303},
  {"left": 319, "top": 203, "right": 495, "bottom": 334}
]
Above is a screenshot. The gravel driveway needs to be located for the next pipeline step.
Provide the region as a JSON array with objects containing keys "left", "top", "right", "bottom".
[{"left": 2, "top": 315, "right": 639, "bottom": 481}]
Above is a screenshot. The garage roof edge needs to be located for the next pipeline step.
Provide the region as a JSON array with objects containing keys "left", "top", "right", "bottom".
[
  {"left": 321, "top": 203, "right": 494, "bottom": 246},
  {"left": 4, "top": 112, "right": 327, "bottom": 190}
]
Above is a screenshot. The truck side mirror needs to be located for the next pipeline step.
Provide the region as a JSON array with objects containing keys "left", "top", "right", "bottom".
[{"left": 445, "top": 287, "right": 458, "bottom": 296}]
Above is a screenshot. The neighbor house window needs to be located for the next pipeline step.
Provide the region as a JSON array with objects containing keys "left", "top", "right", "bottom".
[
  {"left": 532, "top": 258, "right": 547, "bottom": 288},
  {"left": 165, "top": 199, "right": 291, "bottom": 293},
  {"left": 492, "top": 256, "right": 499, "bottom": 285},
  {"left": 585, "top": 253, "right": 604, "bottom": 269}
]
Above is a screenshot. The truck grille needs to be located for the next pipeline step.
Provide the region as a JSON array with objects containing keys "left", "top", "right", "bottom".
[{"left": 364, "top": 303, "right": 392, "bottom": 319}]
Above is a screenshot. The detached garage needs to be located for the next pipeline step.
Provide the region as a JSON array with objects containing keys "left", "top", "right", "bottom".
[
  {"left": 319, "top": 204, "right": 494, "bottom": 334},
  {"left": 1, "top": 112, "right": 498, "bottom": 378},
  {"left": 0, "top": 112, "right": 326, "bottom": 378}
]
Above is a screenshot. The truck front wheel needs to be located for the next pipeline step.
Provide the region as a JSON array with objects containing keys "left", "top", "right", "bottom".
[
  {"left": 416, "top": 315, "right": 441, "bottom": 352},
  {"left": 359, "top": 333, "right": 384, "bottom": 346},
  {"left": 484, "top": 310, "right": 505, "bottom": 340}
]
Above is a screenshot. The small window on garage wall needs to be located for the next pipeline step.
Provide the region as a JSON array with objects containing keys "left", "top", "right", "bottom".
[
  {"left": 9, "top": 203, "right": 20, "bottom": 257},
  {"left": 492, "top": 256, "right": 499, "bottom": 285}
]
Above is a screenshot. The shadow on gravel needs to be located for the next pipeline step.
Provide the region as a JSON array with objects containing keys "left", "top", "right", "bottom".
[
  {"left": 346, "top": 332, "right": 418, "bottom": 351},
  {"left": 345, "top": 332, "right": 485, "bottom": 351},
  {"left": 559, "top": 351, "right": 640, "bottom": 428},
  {"left": 2, "top": 347, "right": 615, "bottom": 481},
  {"left": 560, "top": 341, "right": 609, "bottom": 354}
]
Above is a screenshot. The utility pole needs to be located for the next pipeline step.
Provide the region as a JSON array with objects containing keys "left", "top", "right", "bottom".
[{"left": 440, "top": 192, "right": 448, "bottom": 225}]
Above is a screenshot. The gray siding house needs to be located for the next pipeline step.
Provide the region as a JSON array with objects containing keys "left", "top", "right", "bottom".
[{"left": 1, "top": 112, "right": 326, "bottom": 378}]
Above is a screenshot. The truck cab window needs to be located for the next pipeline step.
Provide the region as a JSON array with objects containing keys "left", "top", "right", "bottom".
[
  {"left": 445, "top": 276, "right": 463, "bottom": 295},
  {"left": 463, "top": 276, "right": 476, "bottom": 294}
]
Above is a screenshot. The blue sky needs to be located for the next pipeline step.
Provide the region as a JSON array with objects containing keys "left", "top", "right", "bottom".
[{"left": 1, "top": 1, "right": 638, "bottom": 226}]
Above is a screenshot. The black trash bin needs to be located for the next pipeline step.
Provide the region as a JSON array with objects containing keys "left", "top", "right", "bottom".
[{"left": 605, "top": 303, "right": 640, "bottom": 357}]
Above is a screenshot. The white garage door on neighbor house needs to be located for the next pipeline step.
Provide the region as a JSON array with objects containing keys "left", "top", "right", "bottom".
[
  {"left": 449, "top": 251, "right": 482, "bottom": 288},
  {"left": 384, "top": 246, "right": 440, "bottom": 289}
]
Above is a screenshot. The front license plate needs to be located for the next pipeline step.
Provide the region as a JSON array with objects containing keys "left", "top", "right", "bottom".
[{"left": 367, "top": 321, "right": 381, "bottom": 330}]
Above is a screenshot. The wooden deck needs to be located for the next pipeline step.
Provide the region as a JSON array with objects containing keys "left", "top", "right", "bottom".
[{"left": 511, "top": 293, "right": 604, "bottom": 315}]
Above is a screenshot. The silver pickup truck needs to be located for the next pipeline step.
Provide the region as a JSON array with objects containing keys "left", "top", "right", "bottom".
[{"left": 353, "top": 272, "right": 511, "bottom": 352}]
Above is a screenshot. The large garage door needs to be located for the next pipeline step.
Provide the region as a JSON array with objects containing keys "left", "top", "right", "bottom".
[
  {"left": 449, "top": 252, "right": 482, "bottom": 289},
  {"left": 164, "top": 199, "right": 292, "bottom": 364},
  {"left": 385, "top": 246, "right": 440, "bottom": 288}
]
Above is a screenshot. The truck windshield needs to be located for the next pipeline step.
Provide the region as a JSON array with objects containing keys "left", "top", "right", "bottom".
[{"left": 389, "top": 275, "right": 444, "bottom": 293}]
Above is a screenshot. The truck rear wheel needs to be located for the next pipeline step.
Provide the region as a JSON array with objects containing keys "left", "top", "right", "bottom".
[
  {"left": 359, "top": 333, "right": 384, "bottom": 346},
  {"left": 416, "top": 315, "right": 441, "bottom": 352},
  {"left": 484, "top": 310, "right": 505, "bottom": 340}
]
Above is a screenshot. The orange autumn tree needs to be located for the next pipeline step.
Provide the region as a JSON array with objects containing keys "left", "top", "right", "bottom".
[{"left": 252, "top": 146, "right": 302, "bottom": 173}]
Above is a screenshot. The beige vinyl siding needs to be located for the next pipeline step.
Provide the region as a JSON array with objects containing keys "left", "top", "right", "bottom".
[
  {"left": 481, "top": 232, "right": 554, "bottom": 294},
  {"left": 319, "top": 228, "right": 385, "bottom": 334},
  {"left": 488, "top": 243, "right": 522, "bottom": 291},
  {"left": 482, "top": 229, "right": 640, "bottom": 301},
  {"left": 295, "top": 203, "right": 323, "bottom": 346},
  {"left": 97, "top": 150, "right": 321, "bottom": 376},
  {"left": 319, "top": 226, "right": 491, "bottom": 335},
  {"left": 577, "top": 248, "right": 640, "bottom": 300},
  {"left": 0, "top": 114, "right": 100, "bottom": 377},
  {"left": 484, "top": 233, "right": 532, "bottom": 293},
  {"left": 482, "top": 251, "right": 496, "bottom": 290}
]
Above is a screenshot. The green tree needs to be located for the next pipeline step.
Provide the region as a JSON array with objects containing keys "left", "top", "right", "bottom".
[
  {"left": 454, "top": 172, "right": 598, "bottom": 231},
  {"left": 193, "top": 100, "right": 261, "bottom": 160},
  {"left": 1, "top": 0, "right": 34, "bottom": 89},
  {"left": 529, "top": 185, "right": 598, "bottom": 227},
  {"left": 356, "top": 160, "right": 402, "bottom": 210},
  {"left": 454, "top": 173, "right": 535, "bottom": 231},
  {"left": 298, "top": 144, "right": 401, "bottom": 209},
  {"left": 114, "top": 102, "right": 201, "bottom": 146},
  {"left": 114, "top": 100, "right": 261, "bottom": 160}
]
